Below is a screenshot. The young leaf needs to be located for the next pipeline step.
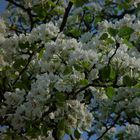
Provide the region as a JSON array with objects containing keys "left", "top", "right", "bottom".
[
  {"left": 79, "top": 79, "right": 88, "bottom": 86},
  {"left": 109, "top": 66, "right": 116, "bottom": 80},
  {"left": 65, "top": 126, "right": 73, "bottom": 135},
  {"left": 108, "top": 27, "right": 118, "bottom": 37},
  {"left": 71, "top": 0, "right": 89, "bottom": 7},
  {"left": 106, "top": 87, "right": 115, "bottom": 99},
  {"left": 123, "top": 75, "right": 137, "bottom": 86},
  {"left": 100, "top": 66, "right": 110, "bottom": 80},
  {"left": 118, "top": 26, "right": 134, "bottom": 38},
  {"left": 99, "top": 33, "right": 108, "bottom": 40},
  {"left": 74, "top": 129, "right": 81, "bottom": 139}
]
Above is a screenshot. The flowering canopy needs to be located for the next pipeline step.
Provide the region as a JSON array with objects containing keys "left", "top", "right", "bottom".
[{"left": 0, "top": 0, "right": 140, "bottom": 140}]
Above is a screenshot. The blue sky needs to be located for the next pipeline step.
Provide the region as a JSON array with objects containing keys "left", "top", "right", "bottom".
[{"left": 0, "top": 0, "right": 7, "bottom": 13}]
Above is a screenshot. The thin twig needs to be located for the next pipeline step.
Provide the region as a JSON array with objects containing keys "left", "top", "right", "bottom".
[
  {"left": 96, "top": 114, "right": 121, "bottom": 140},
  {"left": 6, "top": 0, "right": 35, "bottom": 30},
  {"left": 12, "top": 44, "right": 45, "bottom": 86},
  {"left": 106, "top": 9, "right": 136, "bottom": 20},
  {"left": 107, "top": 42, "right": 120, "bottom": 66},
  {"left": 43, "top": 0, "right": 60, "bottom": 23}
]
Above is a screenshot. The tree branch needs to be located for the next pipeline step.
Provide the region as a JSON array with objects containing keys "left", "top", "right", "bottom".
[
  {"left": 43, "top": 0, "right": 60, "bottom": 23},
  {"left": 12, "top": 44, "right": 45, "bottom": 86},
  {"left": 96, "top": 114, "right": 121, "bottom": 140},
  {"left": 5, "top": 0, "right": 27, "bottom": 11},
  {"left": 5, "top": 0, "right": 35, "bottom": 30},
  {"left": 60, "top": 1, "right": 73, "bottom": 32},
  {"left": 106, "top": 8, "right": 136, "bottom": 20},
  {"left": 74, "top": 80, "right": 125, "bottom": 96}
]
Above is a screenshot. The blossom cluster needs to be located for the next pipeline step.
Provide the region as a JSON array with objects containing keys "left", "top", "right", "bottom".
[{"left": 0, "top": 1, "right": 140, "bottom": 139}]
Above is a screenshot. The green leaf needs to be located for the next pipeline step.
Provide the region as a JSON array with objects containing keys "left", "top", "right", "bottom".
[
  {"left": 69, "top": 28, "right": 81, "bottom": 38},
  {"left": 100, "top": 66, "right": 116, "bottom": 81},
  {"left": 85, "top": 93, "right": 92, "bottom": 104},
  {"left": 74, "top": 129, "right": 81, "bottom": 139},
  {"left": 123, "top": 39, "right": 134, "bottom": 48},
  {"left": 123, "top": 76, "right": 137, "bottom": 87},
  {"left": 116, "top": 131, "right": 124, "bottom": 139},
  {"left": 65, "top": 127, "right": 73, "bottom": 135},
  {"left": 55, "top": 93, "right": 66, "bottom": 107},
  {"left": 15, "top": 82, "right": 27, "bottom": 90},
  {"left": 135, "top": 83, "right": 140, "bottom": 88},
  {"left": 26, "top": 122, "right": 41, "bottom": 138},
  {"left": 57, "top": 130, "right": 65, "bottom": 139},
  {"left": 57, "top": 119, "right": 66, "bottom": 139},
  {"left": 106, "top": 87, "right": 115, "bottom": 99},
  {"left": 106, "top": 38, "right": 115, "bottom": 44},
  {"left": 137, "top": 3, "right": 140, "bottom": 10},
  {"left": 108, "top": 27, "right": 118, "bottom": 37},
  {"left": 38, "top": 48, "right": 45, "bottom": 59},
  {"left": 64, "top": 66, "right": 72, "bottom": 75},
  {"left": 100, "top": 66, "right": 110, "bottom": 80},
  {"left": 0, "top": 65, "right": 10, "bottom": 71},
  {"left": 32, "top": 5, "right": 46, "bottom": 19},
  {"left": 81, "top": 61, "right": 90, "bottom": 70},
  {"left": 71, "top": 0, "right": 89, "bottom": 7},
  {"left": 15, "top": 73, "right": 31, "bottom": 90},
  {"left": 74, "top": 63, "right": 83, "bottom": 71},
  {"left": 110, "top": 66, "right": 116, "bottom": 80},
  {"left": 41, "top": 122, "right": 49, "bottom": 136},
  {"left": 99, "top": 33, "right": 108, "bottom": 40},
  {"left": 135, "top": 92, "right": 140, "bottom": 97},
  {"left": 123, "top": 75, "right": 131, "bottom": 86},
  {"left": 84, "top": 14, "right": 93, "bottom": 23},
  {"left": 118, "top": 4, "right": 123, "bottom": 10},
  {"left": 114, "top": 9, "right": 118, "bottom": 15},
  {"left": 4, "top": 135, "right": 12, "bottom": 140},
  {"left": 94, "top": 16, "right": 102, "bottom": 25},
  {"left": 19, "top": 42, "right": 29, "bottom": 49},
  {"left": 118, "top": 26, "right": 134, "bottom": 38},
  {"left": 79, "top": 79, "right": 88, "bottom": 86},
  {"left": 13, "top": 58, "right": 26, "bottom": 70},
  {"left": 122, "top": 2, "right": 130, "bottom": 9},
  {"left": 56, "top": 92, "right": 66, "bottom": 102},
  {"left": 57, "top": 119, "right": 66, "bottom": 130}
]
